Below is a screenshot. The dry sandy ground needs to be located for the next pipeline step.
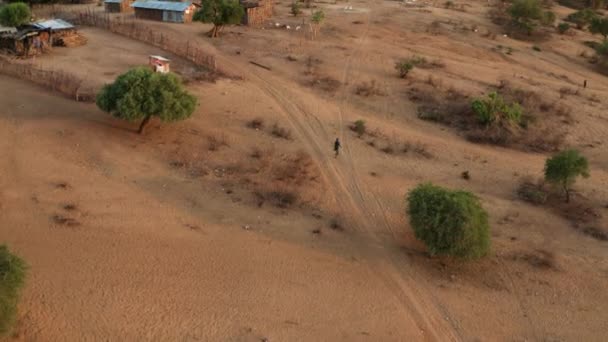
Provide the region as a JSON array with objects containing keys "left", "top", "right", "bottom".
[{"left": 1, "top": 0, "right": 608, "bottom": 340}]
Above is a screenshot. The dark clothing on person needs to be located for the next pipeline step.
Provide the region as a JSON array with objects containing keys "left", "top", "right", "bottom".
[{"left": 334, "top": 138, "right": 341, "bottom": 157}]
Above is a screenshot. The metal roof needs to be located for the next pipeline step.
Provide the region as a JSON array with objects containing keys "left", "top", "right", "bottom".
[
  {"left": 104, "top": 0, "right": 122, "bottom": 3},
  {"left": 32, "top": 19, "right": 74, "bottom": 31},
  {"left": 131, "top": 1, "right": 192, "bottom": 11}
]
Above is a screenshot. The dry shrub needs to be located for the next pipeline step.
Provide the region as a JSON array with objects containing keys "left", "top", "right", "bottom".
[
  {"left": 254, "top": 190, "right": 298, "bottom": 208},
  {"left": 559, "top": 86, "right": 579, "bottom": 98},
  {"left": 412, "top": 79, "right": 569, "bottom": 152},
  {"left": 354, "top": 80, "right": 386, "bottom": 97},
  {"left": 516, "top": 176, "right": 607, "bottom": 241},
  {"left": 308, "top": 75, "right": 341, "bottom": 93},
  {"left": 515, "top": 249, "right": 557, "bottom": 270},
  {"left": 246, "top": 118, "right": 264, "bottom": 130},
  {"left": 273, "top": 151, "right": 319, "bottom": 186},
  {"left": 207, "top": 134, "right": 229, "bottom": 151},
  {"left": 271, "top": 123, "right": 293, "bottom": 140}
]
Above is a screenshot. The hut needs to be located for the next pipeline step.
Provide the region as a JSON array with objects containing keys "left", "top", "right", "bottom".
[
  {"left": 131, "top": 1, "right": 199, "bottom": 23},
  {"left": 240, "top": 0, "right": 273, "bottom": 26},
  {"left": 30, "top": 19, "right": 86, "bottom": 47},
  {"left": 0, "top": 28, "right": 51, "bottom": 57},
  {"left": 104, "top": 0, "right": 134, "bottom": 13}
]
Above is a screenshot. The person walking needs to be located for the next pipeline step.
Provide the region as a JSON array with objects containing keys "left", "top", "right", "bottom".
[{"left": 334, "top": 138, "right": 341, "bottom": 158}]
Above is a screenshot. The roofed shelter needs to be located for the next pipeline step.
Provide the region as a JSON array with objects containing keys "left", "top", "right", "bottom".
[
  {"left": 131, "top": 1, "right": 199, "bottom": 23},
  {"left": 104, "top": 0, "right": 135, "bottom": 13}
]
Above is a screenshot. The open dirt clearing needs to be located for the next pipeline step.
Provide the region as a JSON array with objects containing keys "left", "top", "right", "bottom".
[{"left": 1, "top": 0, "right": 608, "bottom": 340}]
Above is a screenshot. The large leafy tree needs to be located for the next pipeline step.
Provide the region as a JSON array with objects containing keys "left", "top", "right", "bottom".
[
  {"left": 193, "top": 0, "right": 244, "bottom": 38},
  {"left": 96, "top": 67, "right": 197, "bottom": 134},
  {"left": 544, "top": 149, "right": 590, "bottom": 202},
  {"left": 0, "top": 2, "right": 30, "bottom": 27}
]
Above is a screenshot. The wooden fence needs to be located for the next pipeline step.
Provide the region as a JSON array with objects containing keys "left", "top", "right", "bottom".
[
  {"left": 0, "top": 57, "right": 94, "bottom": 102},
  {"left": 68, "top": 11, "right": 217, "bottom": 72}
]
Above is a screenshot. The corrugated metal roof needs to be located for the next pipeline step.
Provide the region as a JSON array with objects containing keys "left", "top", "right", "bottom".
[
  {"left": 132, "top": 1, "right": 192, "bottom": 11},
  {"left": 32, "top": 19, "right": 74, "bottom": 31},
  {"left": 104, "top": 0, "right": 123, "bottom": 3}
]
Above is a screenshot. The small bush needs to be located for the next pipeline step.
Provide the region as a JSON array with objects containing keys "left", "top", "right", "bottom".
[
  {"left": 407, "top": 183, "right": 490, "bottom": 258},
  {"left": 270, "top": 123, "right": 293, "bottom": 140},
  {"left": 0, "top": 245, "right": 27, "bottom": 335},
  {"left": 565, "top": 8, "right": 599, "bottom": 29},
  {"left": 532, "top": 45, "right": 542, "bottom": 51},
  {"left": 471, "top": 92, "right": 523, "bottom": 126},
  {"left": 246, "top": 118, "right": 264, "bottom": 129},
  {"left": 395, "top": 60, "right": 414, "bottom": 78},
  {"left": 444, "top": 0, "right": 454, "bottom": 9},
  {"left": 351, "top": 119, "right": 366, "bottom": 137},
  {"left": 290, "top": 1, "right": 301, "bottom": 16},
  {"left": 557, "top": 22, "right": 571, "bottom": 34},
  {"left": 354, "top": 80, "right": 385, "bottom": 97},
  {"left": 544, "top": 149, "right": 589, "bottom": 202},
  {"left": 517, "top": 179, "right": 548, "bottom": 204}
]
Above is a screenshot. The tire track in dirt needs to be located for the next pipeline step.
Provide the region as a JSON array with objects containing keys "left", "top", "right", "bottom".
[{"left": 212, "top": 10, "right": 461, "bottom": 341}]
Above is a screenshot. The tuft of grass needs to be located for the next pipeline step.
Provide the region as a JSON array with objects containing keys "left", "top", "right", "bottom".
[
  {"left": 270, "top": 123, "right": 293, "bottom": 140},
  {"left": 350, "top": 120, "right": 366, "bottom": 137},
  {"left": 0, "top": 245, "right": 27, "bottom": 336}
]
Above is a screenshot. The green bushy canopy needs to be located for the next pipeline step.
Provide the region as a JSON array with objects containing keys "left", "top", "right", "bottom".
[
  {"left": 407, "top": 183, "right": 490, "bottom": 258},
  {"left": 96, "top": 67, "right": 197, "bottom": 134}
]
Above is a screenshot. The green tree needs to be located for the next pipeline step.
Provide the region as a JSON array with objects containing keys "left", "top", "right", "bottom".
[
  {"left": 407, "top": 183, "right": 490, "bottom": 259},
  {"left": 509, "top": 0, "right": 555, "bottom": 35},
  {"left": 0, "top": 2, "right": 30, "bottom": 27},
  {"left": 96, "top": 67, "right": 197, "bottom": 134},
  {"left": 590, "top": 17, "right": 608, "bottom": 39},
  {"left": 544, "top": 149, "right": 590, "bottom": 202},
  {"left": 0, "top": 245, "right": 27, "bottom": 336},
  {"left": 193, "top": 0, "right": 244, "bottom": 38}
]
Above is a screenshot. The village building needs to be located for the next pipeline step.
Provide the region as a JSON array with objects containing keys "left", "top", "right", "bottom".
[
  {"left": 131, "top": 1, "right": 199, "bottom": 23},
  {"left": 0, "top": 19, "right": 85, "bottom": 58},
  {"left": 30, "top": 19, "right": 86, "bottom": 47},
  {"left": 104, "top": 0, "right": 135, "bottom": 13},
  {"left": 240, "top": 0, "right": 273, "bottom": 26}
]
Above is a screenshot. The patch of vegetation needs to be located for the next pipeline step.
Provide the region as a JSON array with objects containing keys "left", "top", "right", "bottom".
[
  {"left": 544, "top": 149, "right": 590, "bottom": 203},
  {"left": 0, "top": 2, "right": 30, "bottom": 27},
  {"left": 394, "top": 56, "right": 435, "bottom": 78},
  {"left": 532, "top": 45, "right": 542, "bottom": 51},
  {"left": 246, "top": 118, "right": 264, "bottom": 130},
  {"left": 590, "top": 17, "right": 608, "bottom": 39},
  {"left": 350, "top": 119, "right": 366, "bottom": 137},
  {"left": 0, "top": 245, "right": 27, "bottom": 336},
  {"left": 471, "top": 92, "right": 524, "bottom": 126},
  {"left": 270, "top": 123, "right": 293, "bottom": 140},
  {"left": 290, "top": 1, "right": 301, "bottom": 17},
  {"left": 557, "top": 22, "right": 571, "bottom": 34},
  {"left": 407, "top": 183, "right": 490, "bottom": 259},
  {"left": 565, "top": 8, "right": 599, "bottom": 29},
  {"left": 517, "top": 178, "right": 548, "bottom": 205},
  {"left": 96, "top": 67, "right": 196, "bottom": 134},
  {"left": 193, "top": 0, "right": 244, "bottom": 38},
  {"left": 354, "top": 80, "right": 385, "bottom": 97},
  {"left": 509, "top": 0, "right": 556, "bottom": 35}
]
